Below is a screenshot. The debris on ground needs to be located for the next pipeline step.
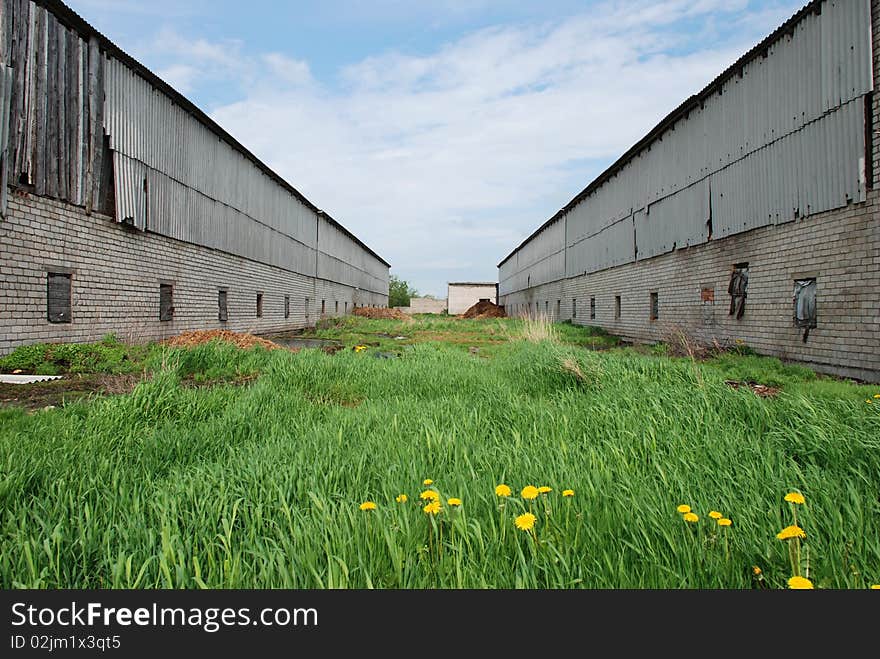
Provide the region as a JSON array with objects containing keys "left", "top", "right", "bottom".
[
  {"left": 0, "top": 374, "right": 143, "bottom": 411},
  {"left": 461, "top": 300, "right": 507, "bottom": 319},
  {"left": 352, "top": 307, "right": 412, "bottom": 321},
  {"left": 724, "top": 380, "right": 781, "bottom": 398},
  {"left": 164, "top": 330, "right": 283, "bottom": 350}
]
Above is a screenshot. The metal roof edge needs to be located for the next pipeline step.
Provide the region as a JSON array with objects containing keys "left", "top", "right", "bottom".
[
  {"left": 496, "top": 0, "right": 821, "bottom": 269},
  {"left": 37, "top": 0, "right": 391, "bottom": 270}
]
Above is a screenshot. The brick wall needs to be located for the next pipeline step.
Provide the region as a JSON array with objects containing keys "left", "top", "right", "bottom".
[{"left": 0, "top": 192, "right": 388, "bottom": 354}]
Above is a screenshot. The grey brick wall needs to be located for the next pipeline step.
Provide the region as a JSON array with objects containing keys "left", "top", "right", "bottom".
[{"left": 0, "top": 193, "right": 388, "bottom": 354}]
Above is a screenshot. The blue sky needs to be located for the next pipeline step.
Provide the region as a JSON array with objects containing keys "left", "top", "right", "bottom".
[{"left": 67, "top": 0, "right": 805, "bottom": 297}]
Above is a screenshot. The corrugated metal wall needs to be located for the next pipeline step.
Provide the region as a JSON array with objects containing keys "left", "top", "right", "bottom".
[
  {"left": 0, "top": 0, "right": 388, "bottom": 293},
  {"left": 499, "top": 217, "right": 565, "bottom": 296},
  {"left": 103, "top": 57, "right": 322, "bottom": 275},
  {"left": 316, "top": 216, "right": 389, "bottom": 294},
  {"left": 501, "top": 0, "right": 872, "bottom": 296}
]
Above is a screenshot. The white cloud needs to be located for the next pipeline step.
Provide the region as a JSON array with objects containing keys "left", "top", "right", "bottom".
[{"left": 140, "top": 1, "right": 803, "bottom": 296}]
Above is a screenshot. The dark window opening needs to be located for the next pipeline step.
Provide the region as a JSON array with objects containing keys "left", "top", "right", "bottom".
[
  {"left": 305, "top": 298, "right": 310, "bottom": 320},
  {"left": 335, "top": 300, "right": 339, "bottom": 314},
  {"left": 256, "top": 293, "right": 263, "bottom": 318},
  {"left": 284, "top": 296, "right": 290, "bottom": 319},
  {"left": 614, "top": 295, "right": 621, "bottom": 320},
  {"left": 572, "top": 298, "right": 577, "bottom": 319},
  {"left": 159, "top": 283, "right": 174, "bottom": 322},
  {"left": 544, "top": 300, "right": 549, "bottom": 315},
  {"left": 556, "top": 300, "right": 560, "bottom": 318},
  {"left": 650, "top": 292, "right": 659, "bottom": 321},
  {"left": 728, "top": 263, "right": 749, "bottom": 319},
  {"left": 218, "top": 290, "right": 228, "bottom": 322},
  {"left": 590, "top": 297, "right": 596, "bottom": 320},
  {"left": 321, "top": 299, "right": 326, "bottom": 314},
  {"left": 345, "top": 301, "right": 348, "bottom": 313},
  {"left": 794, "top": 278, "right": 817, "bottom": 342},
  {"left": 47, "top": 273, "right": 72, "bottom": 324}
]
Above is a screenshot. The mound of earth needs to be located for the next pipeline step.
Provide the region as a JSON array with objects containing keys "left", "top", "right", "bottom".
[
  {"left": 461, "top": 300, "right": 507, "bottom": 319},
  {"left": 164, "top": 330, "right": 282, "bottom": 350},
  {"left": 352, "top": 307, "right": 411, "bottom": 321}
]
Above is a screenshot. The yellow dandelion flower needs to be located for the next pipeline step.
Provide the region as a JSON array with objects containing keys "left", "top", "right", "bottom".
[
  {"left": 495, "top": 484, "right": 512, "bottom": 497},
  {"left": 359, "top": 501, "right": 377, "bottom": 511},
  {"left": 784, "top": 492, "right": 805, "bottom": 505},
  {"left": 874, "top": 394, "right": 880, "bottom": 399},
  {"left": 787, "top": 576, "right": 814, "bottom": 590},
  {"left": 423, "top": 501, "right": 441, "bottom": 515},
  {"left": 354, "top": 345, "right": 368, "bottom": 353},
  {"left": 515, "top": 512, "right": 537, "bottom": 531},
  {"left": 419, "top": 490, "right": 439, "bottom": 502},
  {"left": 538, "top": 486, "right": 552, "bottom": 494},
  {"left": 868, "top": 399, "right": 874, "bottom": 404},
  {"left": 423, "top": 479, "right": 433, "bottom": 486},
  {"left": 776, "top": 525, "right": 806, "bottom": 541},
  {"left": 395, "top": 494, "right": 408, "bottom": 503},
  {"left": 677, "top": 505, "right": 691, "bottom": 514},
  {"left": 683, "top": 512, "right": 699, "bottom": 523},
  {"left": 709, "top": 511, "right": 723, "bottom": 519},
  {"left": 871, "top": 585, "right": 880, "bottom": 589},
  {"left": 521, "top": 485, "right": 540, "bottom": 500},
  {"left": 447, "top": 498, "right": 462, "bottom": 507},
  {"left": 562, "top": 489, "right": 575, "bottom": 497},
  {"left": 752, "top": 566, "right": 762, "bottom": 576},
  {"left": 718, "top": 518, "right": 732, "bottom": 527}
]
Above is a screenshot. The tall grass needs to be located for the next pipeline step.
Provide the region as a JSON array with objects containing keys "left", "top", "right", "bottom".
[{"left": 0, "top": 322, "right": 878, "bottom": 589}]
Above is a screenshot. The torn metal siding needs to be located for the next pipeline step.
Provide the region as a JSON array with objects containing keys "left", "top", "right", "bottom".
[{"left": 499, "top": 0, "right": 873, "bottom": 291}]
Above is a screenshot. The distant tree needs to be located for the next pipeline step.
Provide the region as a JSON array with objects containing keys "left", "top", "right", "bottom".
[{"left": 389, "top": 274, "right": 418, "bottom": 307}]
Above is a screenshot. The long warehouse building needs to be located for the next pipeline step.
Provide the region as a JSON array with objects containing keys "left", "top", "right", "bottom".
[
  {"left": 498, "top": 0, "right": 880, "bottom": 383},
  {"left": 0, "top": 0, "right": 389, "bottom": 355}
]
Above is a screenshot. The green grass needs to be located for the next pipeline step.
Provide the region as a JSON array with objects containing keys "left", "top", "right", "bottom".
[
  {"left": 0, "top": 317, "right": 878, "bottom": 589},
  {"left": 0, "top": 333, "right": 151, "bottom": 376}
]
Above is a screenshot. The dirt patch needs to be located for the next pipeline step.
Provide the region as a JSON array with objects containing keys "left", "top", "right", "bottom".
[
  {"left": 725, "top": 380, "right": 781, "bottom": 398},
  {"left": 352, "top": 307, "right": 412, "bottom": 321},
  {"left": 0, "top": 374, "right": 143, "bottom": 411},
  {"left": 164, "top": 330, "right": 284, "bottom": 350},
  {"left": 461, "top": 300, "right": 507, "bottom": 319}
]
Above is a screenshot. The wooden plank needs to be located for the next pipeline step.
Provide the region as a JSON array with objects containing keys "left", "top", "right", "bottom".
[
  {"left": 89, "top": 38, "right": 103, "bottom": 212},
  {"left": 9, "top": 0, "right": 28, "bottom": 182},
  {"left": 55, "top": 21, "right": 66, "bottom": 201},
  {"left": 32, "top": 4, "right": 45, "bottom": 196},
  {"left": 0, "top": 0, "right": 11, "bottom": 65},
  {"left": 75, "top": 37, "right": 84, "bottom": 205},
  {"left": 65, "top": 27, "right": 78, "bottom": 204},
  {"left": 85, "top": 35, "right": 98, "bottom": 212},
  {"left": 45, "top": 13, "right": 57, "bottom": 198}
]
